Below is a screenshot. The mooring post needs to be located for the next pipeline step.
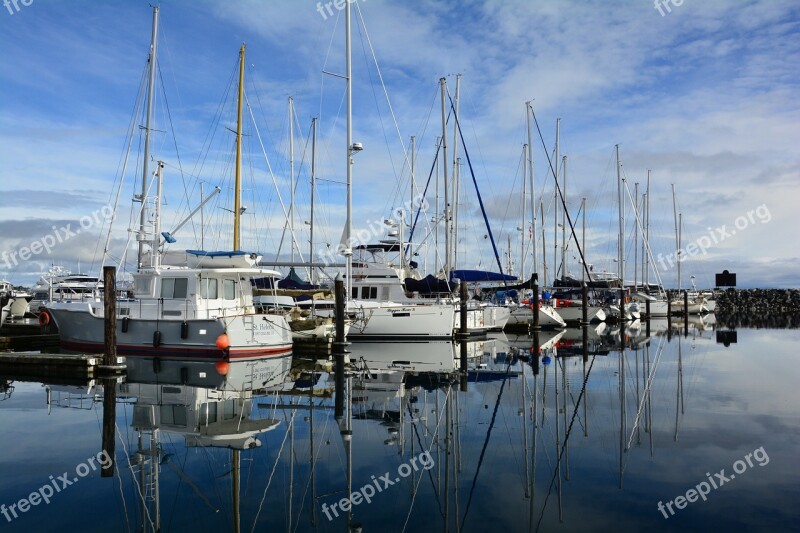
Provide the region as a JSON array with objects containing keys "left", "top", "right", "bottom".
[
  {"left": 460, "top": 340, "right": 468, "bottom": 392},
  {"left": 619, "top": 287, "right": 626, "bottom": 322},
  {"left": 532, "top": 280, "right": 540, "bottom": 330},
  {"left": 101, "top": 381, "right": 116, "bottom": 478},
  {"left": 333, "top": 278, "right": 346, "bottom": 420},
  {"left": 532, "top": 329, "right": 541, "bottom": 375},
  {"left": 581, "top": 283, "right": 589, "bottom": 325},
  {"left": 103, "top": 266, "right": 116, "bottom": 366},
  {"left": 459, "top": 281, "right": 468, "bottom": 339},
  {"left": 684, "top": 289, "right": 689, "bottom": 337}
]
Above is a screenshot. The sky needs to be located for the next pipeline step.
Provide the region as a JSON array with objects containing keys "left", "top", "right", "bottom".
[{"left": 0, "top": 0, "right": 798, "bottom": 289}]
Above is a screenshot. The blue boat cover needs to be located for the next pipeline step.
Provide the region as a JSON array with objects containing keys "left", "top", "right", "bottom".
[
  {"left": 186, "top": 250, "right": 253, "bottom": 258},
  {"left": 449, "top": 269, "right": 518, "bottom": 282}
]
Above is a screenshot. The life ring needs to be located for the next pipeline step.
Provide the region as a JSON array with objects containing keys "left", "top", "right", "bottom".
[{"left": 38, "top": 311, "right": 51, "bottom": 326}]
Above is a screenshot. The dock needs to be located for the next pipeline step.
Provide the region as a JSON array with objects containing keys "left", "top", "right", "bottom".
[{"left": 0, "top": 352, "right": 126, "bottom": 380}]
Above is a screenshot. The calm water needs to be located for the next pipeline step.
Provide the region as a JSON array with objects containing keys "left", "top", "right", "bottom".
[{"left": 1, "top": 320, "right": 798, "bottom": 532}]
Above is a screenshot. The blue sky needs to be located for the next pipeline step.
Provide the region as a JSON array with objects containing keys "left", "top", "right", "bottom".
[{"left": 1, "top": 0, "right": 798, "bottom": 288}]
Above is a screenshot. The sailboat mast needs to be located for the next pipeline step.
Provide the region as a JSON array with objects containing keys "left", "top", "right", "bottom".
[
  {"left": 452, "top": 74, "right": 461, "bottom": 270},
  {"left": 520, "top": 143, "right": 527, "bottom": 280},
  {"left": 645, "top": 171, "right": 650, "bottom": 290},
  {"left": 526, "top": 102, "right": 537, "bottom": 277},
  {"left": 440, "top": 77, "right": 450, "bottom": 280},
  {"left": 289, "top": 96, "right": 295, "bottom": 262},
  {"left": 233, "top": 43, "right": 245, "bottom": 252},
  {"left": 582, "top": 197, "right": 586, "bottom": 284},
  {"left": 671, "top": 183, "right": 679, "bottom": 290},
  {"left": 561, "top": 155, "right": 567, "bottom": 281},
  {"left": 616, "top": 144, "right": 624, "bottom": 286},
  {"left": 137, "top": 6, "right": 159, "bottom": 267},
  {"left": 345, "top": 0, "right": 353, "bottom": 298},
  {"left": 634, "top": 182, "right": 639, "bottom": 291},
  {"left": 553, "top": 118, "right": 560, "bottom": 285},
  {"left": 310, "top": 117, "right": 317, "bottom": 284}
]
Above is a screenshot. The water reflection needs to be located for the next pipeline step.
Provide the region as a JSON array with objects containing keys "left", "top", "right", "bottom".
[{"left": 1, "top": 318, "right": 797, "bottom": 531}]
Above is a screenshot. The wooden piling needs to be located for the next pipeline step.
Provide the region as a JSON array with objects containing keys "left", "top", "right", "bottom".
[
  {"left": 101, "top": 379, "right": 116, "bottom": 478},
  {"left": 103, "top": 266, "right": 117, "bottom": 367},
  {"left": 532, "top": 281, "right": 540, "bottom": 330},
  {"left": 684, "top": 290, "right": 689, "bottom": 336},
  {"left": 581, "top": 283, "right": 589, "bottom": 325},
  {"left": 333, "top": 278, "right": 346, "bottom": 420},
  {"left": 457, "top": 281, "right": 469, "bottom": 339}
]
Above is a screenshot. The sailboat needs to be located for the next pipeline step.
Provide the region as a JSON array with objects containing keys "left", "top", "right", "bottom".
[
  {"left": 298, "top": 3, "right": 457, "bottom": 340},
  {"left": 47, "top": 10, "right": 293, "bottom": 359}
]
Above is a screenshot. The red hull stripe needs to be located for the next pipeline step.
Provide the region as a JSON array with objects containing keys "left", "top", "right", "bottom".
[{"left": 60, "top": 340, "right": 292, "bottom": 359}]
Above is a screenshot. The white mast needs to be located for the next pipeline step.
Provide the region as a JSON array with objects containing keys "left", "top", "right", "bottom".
[
  {"left": 452, "top": 74, "right": 461, "bottom": 271},
  {"left": 645, "top": 171, "right": 651, "bottom": 290},
  {"left": 440, "top": 77, "right": 450, "bottom": 281},
  {"left": 151, "top": 161, "right": 164, "bottom": 268},
  {"left": 137, "top": 6, "right": 159, "bottom": 268},
  {"left": 616, "top": 144, "right": 624, "bottom": 286},
  {"left": 634, "top": 182, "right": 639, "bottom": 291},
  {"left": 434, "top": 136, "right": 440, "bottom": 276},
  {"left": 520, "top": 143, "right": 527, "bottom": 280},
  {"left": 526, "top": 102, "right": 537, "bottom": 278},
  {"left": 553, "top": 118, "right": 560, "bottom": 285},
  {"left": 672, "top": 183, "right": 680, "bottom": 290},
  {"left": 345, "top": 0, "right": 353, "bottom": 299},
  {"left": 289, "top": 96, "right": 295, "bottom": 263},
  {"left": 310, "top": 117, "right": 317, "bottom": 284},
  {"left": 561, "top": 154, "right": 567, "bottom": 281}
]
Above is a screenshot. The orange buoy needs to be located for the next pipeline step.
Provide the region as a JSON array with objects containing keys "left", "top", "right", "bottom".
[
  {"left": 38, "top": 311, "right": 50, "bottom": 326},
  {"left": 215, "top": 360, "right": 230, "bottom": 376},
  {"left": 215, "top": 333, "right": 230, "bottom": 350}
]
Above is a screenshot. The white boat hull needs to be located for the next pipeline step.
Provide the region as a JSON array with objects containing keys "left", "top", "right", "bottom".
[
  {"left": 506, "top": 304, "right": 566, "bottom": 328},
  {"left": 47, "top": 303, "right": 292, "bottom": 359}
]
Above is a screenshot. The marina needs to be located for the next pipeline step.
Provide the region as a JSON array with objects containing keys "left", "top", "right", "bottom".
[
  {"left": 0, "top": 317, "right": 798, "bottom": 531},
  {"left": 1, "top": 1, "right": 798, "bottom": 532}
]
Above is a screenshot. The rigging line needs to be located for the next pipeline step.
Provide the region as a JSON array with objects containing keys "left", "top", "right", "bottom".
[
  {"left": 448, "top": 92, "right": 506, "bottom": 280},
  {"left": 114, "top": 422, "right": 156, "bottom": 532},
  {"left": 529, "top": 107, "right": 595, "bottom": 284},
  {"left": 94, "top": 63, "right": 149, "bottom": 272},
  {"left": 250, "top": 410, "right": 297, "bottom": 533},
  {"left": 400, "top": 384, "right": 452, "bottom": 533},
  {"left": 276, "top": 115, "right": 313, "bottom": 261},
  {"left": 405, "top": 400, "right": 445, "bottom": 519},
  {"left": 625, "top": 336, "right": 666, "bottom": 451},
  {"left": 534, "top": 354, "right": 599, "bottom": 533},
  {"left": 244, "top": 95, "right": 306, "bottom": 263},
  {"left": 354, "top": 1, "right": 416, "bottom": 204},
  {"left": 458, "top": 361, "right": 513, "bottom": 532},
  {"left": 355, "top": 14, "right": 400, "bottom": 197},
  {"left": 157, "top": 63, "right": 198, "bottom": 246}
]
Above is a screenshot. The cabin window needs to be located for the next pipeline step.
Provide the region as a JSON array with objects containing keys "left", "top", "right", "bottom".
[
  {"left": 199, "top": 278, "right": 218, "bottom": 299},
  {"left": 381, "top": 287, "right": 390, "bottom": 300},
  {"left": 360, "top": 286, "right": 378, "bottom": 299},
  {"left": 160, "top": 277, "right": 188, "bottom": 299},
  {"left": 223, "top": 279, "right": 236, "bottom": 300},
  {"left": 352, "top": 287, "right": 358, "bottom": 299}
]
